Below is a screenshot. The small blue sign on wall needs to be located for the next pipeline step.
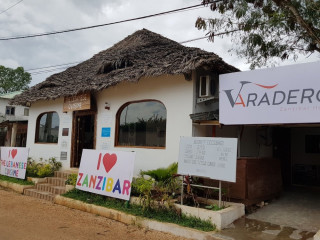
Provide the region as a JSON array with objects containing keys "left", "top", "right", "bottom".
[{"left": 101, "top": 127, "right": 111, "bottom": 137}]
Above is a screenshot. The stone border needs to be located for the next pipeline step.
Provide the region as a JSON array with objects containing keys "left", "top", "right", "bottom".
[
  {"left": 54, "top": 195, "right": 224, "bottom": 240},
  {"left": 0, "top": 180, "right": 34, "bottom": 194},
  {"left": 130, "top": 196, "right": 245, "bottom": 230}
]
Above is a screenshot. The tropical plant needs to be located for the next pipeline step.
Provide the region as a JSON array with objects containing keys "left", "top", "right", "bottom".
[
  {"left": 26, "top": 157, "right": 62, "bottom": 178},
  {"left": 65, "top": 173, "right": 78, "bottom": 186}
]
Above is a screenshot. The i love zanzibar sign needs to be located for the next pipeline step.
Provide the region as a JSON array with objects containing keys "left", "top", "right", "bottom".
[
  {"left": 220, "top": 61, "right": 320, "bottom": 125},
  {"left": 76, "top": 149, "right": 136, "bottom": 201},
  {"left": 0, "top": 147, "right": 29, "bottom": 179}
]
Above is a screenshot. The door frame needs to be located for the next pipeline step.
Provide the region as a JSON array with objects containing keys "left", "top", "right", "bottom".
[{"left": 70, "top": 110, "right": 97, "bottom": 168}]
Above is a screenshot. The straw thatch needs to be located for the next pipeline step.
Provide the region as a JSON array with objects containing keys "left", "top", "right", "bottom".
[{"left": 11, "top": 29, "right": 239, "bottom": 106}]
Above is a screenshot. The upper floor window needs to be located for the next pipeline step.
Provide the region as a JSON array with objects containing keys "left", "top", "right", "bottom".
[
  {"left": 6, "top": 106, "right": 15, "bottom": 115},
  {"left": 36, "top": 112, "right": 60, "bottom": 143},
  {"left": 116, "top": 100, "right": 166, "bottom": 148},
  {"left": 24, "top": 108, "right": 29, "bottom": 116}
]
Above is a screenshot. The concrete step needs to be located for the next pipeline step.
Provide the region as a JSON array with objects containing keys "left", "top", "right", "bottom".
[
  {"left": 24, "top": 188, "right": 55, "bottom": 202},
  {"left": 51, "top": 186, "right": 67, "bottom": 195},
  {"left": 35, "top": 184, "right": 67, "bottom": 195},
  {"left": 47, "top": 177, "right": 66, "bottom": 186},
  {"left": 36, "top": 183, "right": 53, "bottom": 192},
  {"left": 54, "top": 170, "right": 79, "bottom": 179}
]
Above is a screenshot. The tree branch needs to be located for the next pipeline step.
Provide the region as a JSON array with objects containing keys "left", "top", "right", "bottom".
[{"left": 274, "top": 0, "right": 320, "bottom": 48}]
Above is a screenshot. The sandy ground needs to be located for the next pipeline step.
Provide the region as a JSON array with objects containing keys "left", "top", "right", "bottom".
[{"left": 0, "top": 187, "right": 189, "bottom": 240}]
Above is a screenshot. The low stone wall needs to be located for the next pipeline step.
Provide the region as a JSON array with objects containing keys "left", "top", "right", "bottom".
[
  {"left": 0, "top": 180, "right": 34, "bottom": 194},
  {"left": 54, "top": 196, "right": 220, "bottom": 240},
  {"left": 130, "top": 196, "right": 244, "bottom": 230}
]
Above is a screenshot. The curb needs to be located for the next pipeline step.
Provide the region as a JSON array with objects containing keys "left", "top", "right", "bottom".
[
  {"left": 54, "top": 195, "right": 225, "bottom": 240},
  {"left": 0, "top": 180, "right": 34, "bottom": 194}
]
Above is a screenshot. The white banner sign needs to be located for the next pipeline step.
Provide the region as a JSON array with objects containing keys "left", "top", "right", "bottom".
[
  {"left": 178, "top": 137, "right": 237, "bottom": 182},
  {"left": 0, "top": 147, "right": 29, "bottom": 179},
  {"left": 220, "top": 61, "right": 320, "bottom": 124},
  {"left": 76, "top": 149, "right": 136, "bottom": 201}
]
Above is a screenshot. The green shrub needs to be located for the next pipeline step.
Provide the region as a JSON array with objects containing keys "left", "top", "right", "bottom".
[
  {"left": 26, "top": 157, "right": 62, "bottom": 178},
  {"left": 141, "top": 162, "right": 180, "bottom": 196},
  {"left": 131, "top": 176, "right": 154, "bottom": 210},
  {"left": 65, "top": 173, "right": 78, "bottom": 186}
]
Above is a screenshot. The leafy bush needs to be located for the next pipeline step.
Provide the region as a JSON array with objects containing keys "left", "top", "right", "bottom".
[
  {"left": 26, "top": 157, "right": 62, "bottom": 178},
  {"left": 141, "top": 162, "right": 180, "bottom": 196},
  {"left": 65, "top": 173, "right": 78, "bottom": 186},
  {"left": 131, "top": 176, "right": 154, "bottom": 210}
]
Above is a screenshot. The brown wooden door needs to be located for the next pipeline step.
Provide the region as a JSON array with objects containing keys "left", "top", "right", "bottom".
[{"left": 71, "top": 112, "right": 95, "bottom": 168}]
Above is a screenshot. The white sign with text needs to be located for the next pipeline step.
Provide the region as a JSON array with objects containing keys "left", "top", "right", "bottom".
[
  {"left": 220, "top": 61, "right": 320, "bottom": 124},
  {"left": 178, "top": 137, "right": 237, "bottom": 182},
  {"left": 76, "top": 149, "right": 136, "bottom": 201},
  {"left": 0, "top": 147, "right": 29, "bottom": 179}
]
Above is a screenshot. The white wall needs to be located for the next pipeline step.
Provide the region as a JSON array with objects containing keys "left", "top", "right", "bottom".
[
  {"left": 26, "top": 98, "right": 73, "bottom": 170},
  {"left": 0, "top": 98, "right": 29, "bottom": 121},
  {"left": 96, "top": 75, "right": 193, "bottom": 175},
  {"left": 26, "top": 74, "right": 193, "bottom": 175}
]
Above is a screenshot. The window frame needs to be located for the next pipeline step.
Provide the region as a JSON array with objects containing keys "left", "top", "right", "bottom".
[
  {"left": 35, "top": 111, "right": 60, "bottom": 144},
  {"left": 5, "top": 106, "right": 15, "bottom": 116},
  {"left": 115, "top": 99, "right": 166, "bottom": 149}
]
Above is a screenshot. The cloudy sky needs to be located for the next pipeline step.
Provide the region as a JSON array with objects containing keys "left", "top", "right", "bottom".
[{"left": 0, "top": 0, "right": 319, "bottom": 86}]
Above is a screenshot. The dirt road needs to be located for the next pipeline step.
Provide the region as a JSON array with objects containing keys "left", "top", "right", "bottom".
[{"left": 0, "top": 187, "right": 188, "bottom": 240}]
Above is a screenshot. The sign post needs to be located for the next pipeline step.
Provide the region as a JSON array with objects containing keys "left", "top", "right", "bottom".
[
  {"left": 178, "top": 137, "right": 237, "bottom": 207},
  {"left": 76, "top": 149, "right": 135, "bottom": 201},
  {"left": 0, "top": 147, "right": 29, "bottom": 179}
]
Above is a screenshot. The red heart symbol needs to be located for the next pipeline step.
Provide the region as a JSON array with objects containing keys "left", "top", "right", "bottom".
[
  {"left": 11, "top": 149, "right": 17, "bottom": 159},
  {"left": 102, "top": 153, "right": 117, "bottom": 173}
]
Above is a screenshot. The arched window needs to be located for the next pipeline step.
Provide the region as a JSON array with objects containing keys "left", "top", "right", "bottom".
[
  {"left": 116, "top": 100, "right": 166, "bottom": 148},
  {"left": 35, "top": 112, "right": 60, "bottom": 143}
]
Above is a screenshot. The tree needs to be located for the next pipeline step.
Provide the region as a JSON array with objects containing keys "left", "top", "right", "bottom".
[
  {"left": 0, "top": 65, "right": 31, "bottom": 94},
  {"left": 196, "top": 0, "right": 320, "bottom": 69}
]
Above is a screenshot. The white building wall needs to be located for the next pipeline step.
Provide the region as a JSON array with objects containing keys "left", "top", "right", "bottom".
[
  {"left": 0, "top": 98, "right": 29, "bottom": 121},
  {"left": 26, "top": 75, "right": 193, "bottom": 175},
  {"left": 26, "top": 98, "right": 73, "bottom": 170},
  {"left": 96, "top": 75, "right": 193, "bottom": 175}
]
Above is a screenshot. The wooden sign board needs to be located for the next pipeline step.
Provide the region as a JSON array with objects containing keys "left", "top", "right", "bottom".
[
  {"left": 178, "top": 137, "right": 238, "bottom": 182},
  {"left": 63, "top": 93, "right": 91, "bottom": 112}
]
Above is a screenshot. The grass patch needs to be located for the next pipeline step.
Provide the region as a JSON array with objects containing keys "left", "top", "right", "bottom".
[
  {"left": 63, "top": 189, "right": 215, "bottom": 232},
  {"left": 0, "top": 175, "right": 34, "bottom": 185}
]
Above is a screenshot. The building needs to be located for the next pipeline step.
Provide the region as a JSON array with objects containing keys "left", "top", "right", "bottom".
[
  {"left": 11, "top": 29, "right": 237, "bottom": 175},
  {"left": 0, "top": 91, "right": 29, "bottom": 147}
]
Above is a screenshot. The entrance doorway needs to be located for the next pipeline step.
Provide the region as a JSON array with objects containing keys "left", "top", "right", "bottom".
[{"left": 71, "top": 111, "right": 95, "bottom": 168}]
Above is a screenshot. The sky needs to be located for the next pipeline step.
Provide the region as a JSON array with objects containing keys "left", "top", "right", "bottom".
[{"left": 0, "top": 0, "right": 319, "bottom": 87}]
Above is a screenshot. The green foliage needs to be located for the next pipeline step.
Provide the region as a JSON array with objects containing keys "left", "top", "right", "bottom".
[
  {"left": 141, "top": 162, "right": 180, "bottom": 197},
  {"left": 196, "top": 0, "right": 320, "bottom": 69},
  {"left": 141, "top": 162, "right": 177, "bottom": 183},
  {"left": 0, "top": 65, "right": 31, "bottom": 94},
  {"left": 26, "top": 157, "right": 62, "bottom": 178},
  {"left": 0, "top": 175, "right": 34, "bottom": 185},
  {"left": 63, "top": 189, "right": 215, "bottom": 231},
  {"left": 205, "top": 204, "right": 225, "bottom": 211},
  {"left": 65, "top": 173, "right": 78, "bottom": 186},
  {"left": 131, "top": 177, "right": 154, "bottom": 210}
]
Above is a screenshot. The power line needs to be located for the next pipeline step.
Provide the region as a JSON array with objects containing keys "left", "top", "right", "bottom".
[
  {"left": 0, "top": 0, "right": 24, "bottom": 15},
  {"left": 0, "top": 3, "right": 205, "bottom": 41},
  {"left": 28, "top": 35, "right": 218, "bottom": 74},
  {"left": 27, "top": 35, "right": 213, "bottom": 75},
  {"left": 26, "top": 61, "right": 81, "bottom": 71}
]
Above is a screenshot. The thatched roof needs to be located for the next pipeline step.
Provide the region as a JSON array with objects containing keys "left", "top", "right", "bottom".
[{"left": 12, "top": 29, "right": 239, "bottom": 106}]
